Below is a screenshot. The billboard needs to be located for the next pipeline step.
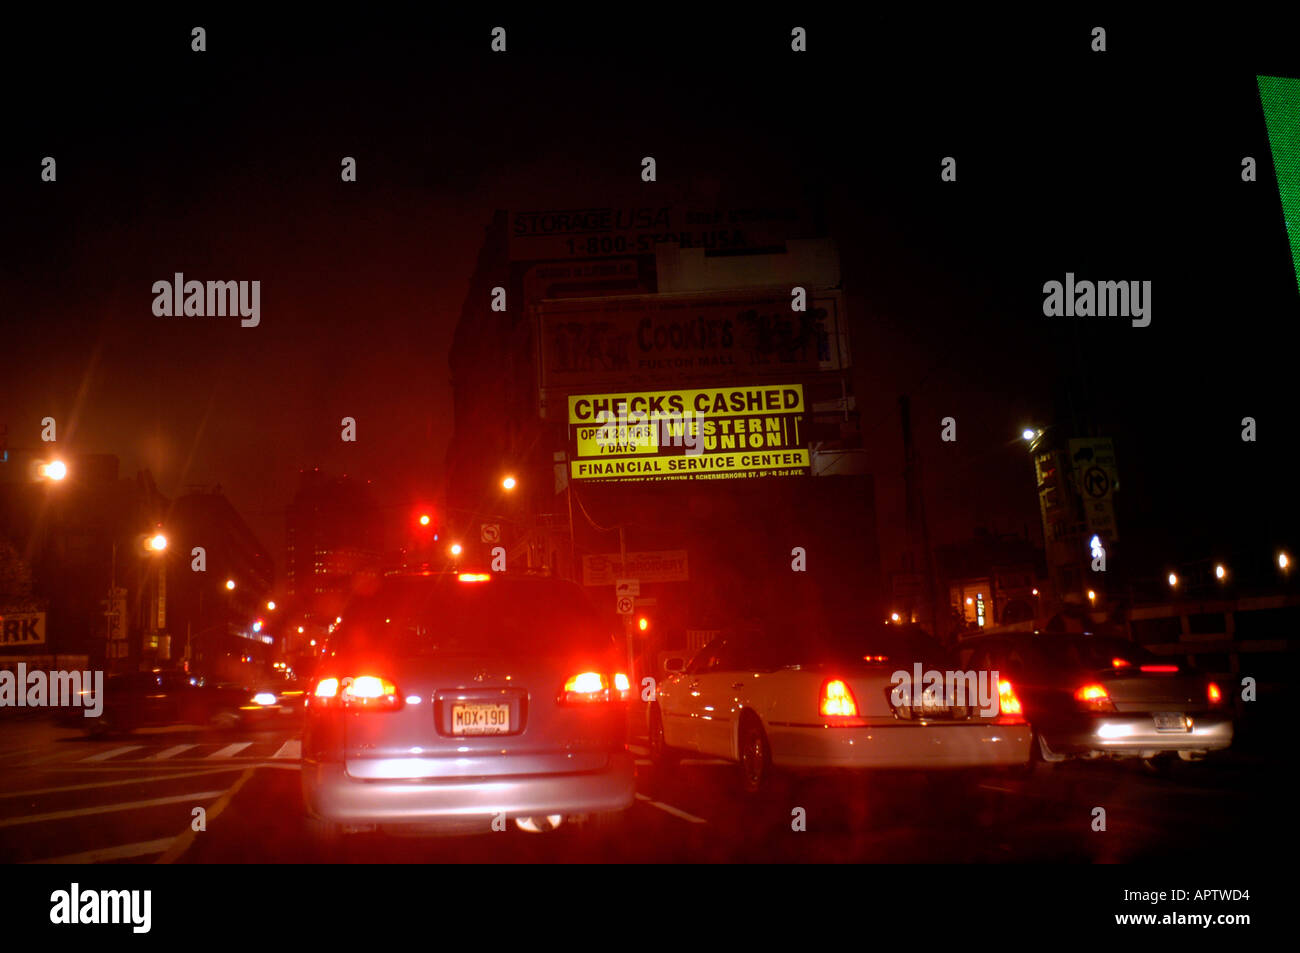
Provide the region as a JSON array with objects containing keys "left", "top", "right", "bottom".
[
  {"left": 567, "top": 383, "right": 809, "bottom": 482},
  {"left": 508, "top": 205, "right": 809, "bottom": 262},
  {"left": 582, "top": 551, "right": 690, "bottom": 585},
  {"left": 0, "top": 611, "right": 46, "bottom": 646},
  {"left": 536, "top": 289, "right": 848, "bottom": 404}
]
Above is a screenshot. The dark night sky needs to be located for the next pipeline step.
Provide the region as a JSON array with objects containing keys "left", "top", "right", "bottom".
[{"left": 3, "top": 11, "right": 1297, "bottom": 582}]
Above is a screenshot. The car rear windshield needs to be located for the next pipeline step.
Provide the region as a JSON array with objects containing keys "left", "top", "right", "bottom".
[
  {"left": 334, "top": 577, "right": 616, "bottom": 658},
  {"left": 744, "top": 622, "right": 954, "bottom": 668},
  {"left": 1032, "top": 637, "right": 1158, "bottom": 671}
]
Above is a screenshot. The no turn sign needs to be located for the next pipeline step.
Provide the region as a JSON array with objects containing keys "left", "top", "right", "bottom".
[{"left": 615, "top": 595, "right": 634, "bottom": 615}]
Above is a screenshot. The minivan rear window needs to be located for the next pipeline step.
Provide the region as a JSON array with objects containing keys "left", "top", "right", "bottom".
[{"left": 335, "top": 576, "right": 617, "bottom": 658}]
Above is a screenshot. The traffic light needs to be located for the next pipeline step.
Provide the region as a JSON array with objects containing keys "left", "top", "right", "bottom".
[{"left": 637, "top": 615, "right": 649, "bottom": 632}]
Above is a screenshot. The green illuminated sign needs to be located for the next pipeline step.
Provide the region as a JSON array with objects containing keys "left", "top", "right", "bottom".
[{"left": 1258, "top": 75, "right": 1300, "bottom": 296}]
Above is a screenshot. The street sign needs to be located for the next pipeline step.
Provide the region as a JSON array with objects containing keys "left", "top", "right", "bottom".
[
  {"left": 615, "top": 595, "right": 634, "bottom": 615},
  {"left": 615, "top": 578, "right": 640, "bottom": 598},
  {"left": 480, "top": 523, "right": 500, "bottom": 544},
  {"left": 1069, "top": 438, "right": 1120, "bottom": 541}
]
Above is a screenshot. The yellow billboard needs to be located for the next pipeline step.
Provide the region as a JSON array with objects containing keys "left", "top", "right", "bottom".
[{"left": 568, "top": 384, "right": 808, "bottom": 482}]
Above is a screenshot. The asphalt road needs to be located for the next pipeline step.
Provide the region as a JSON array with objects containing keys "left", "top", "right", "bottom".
[{"left": 0, "top": 715, "right": 1284, "bottom": 864}]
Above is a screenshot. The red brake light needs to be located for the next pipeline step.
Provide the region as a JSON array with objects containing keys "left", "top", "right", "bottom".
[
  {"left": 862, "top": 654, "right": 889, "bottom": 663},
  {"left": 1207, "top": 681, "right": 1223, "bottom": 705},
  {"left": 310, "top": 675, "right": 401, "bottom": 711},
  {"left": 1140, "top": 664, "right": 1179, "bottom": 673},
  {"left": 561, "top": 672, "right": 630, "bottom": 704},
  {"left": 458, "top": 573, "right": 491, "bottom": 582},
  {"left": 1111, "top": 657, "right": 1131, "bottom": 668},
  {"left": 996, "top": 679, "right": 1025, "bottom": 722},
  {"left": 820, "top": 679, "right": 858, "bottom": 717},
  {"left": 1075, "top": 683, "right": 1116, "bottom": 712}
]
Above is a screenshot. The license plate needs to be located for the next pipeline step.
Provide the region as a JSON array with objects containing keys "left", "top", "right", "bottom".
[
  {"left": 451, "top": 703, "right": 511, "bottom": 736},
  {"left": 1153, "top": 712, "right": 1187, "bottom": 731}
]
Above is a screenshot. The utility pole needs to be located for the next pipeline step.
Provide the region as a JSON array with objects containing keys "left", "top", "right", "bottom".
[{"left": 899, "top": 396, "right": 942, "bottom": 641}]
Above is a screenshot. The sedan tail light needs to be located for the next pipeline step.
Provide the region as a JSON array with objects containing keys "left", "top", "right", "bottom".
[
  {"left": 996, "top": 679, "right": 1026, "bottom": 723},
  {"left": 310, "top": 675, "right": 402, "bottom": 711},
  {"left": 820, "top": 678, "right": 858, "bottom": 717},
  {"left": 1207, "top": 681, "right": 1223, "bottom": 706},
  {"left": 1075, "top": 683, "right": 1116, "bottom": 712},
  {"left": 560, "top": 671, "right": 631, "bottom": 704},
  {"left": 1140, "top": 664, "right": 1179, "bottom": 674}
]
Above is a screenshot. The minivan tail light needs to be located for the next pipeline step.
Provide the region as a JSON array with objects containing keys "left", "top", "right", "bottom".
[
  {"left": 561, "top": 672, "right": 629, "bottom": 705},
  {"left": 310, "top": 675, "right": 401, "bottom": 711},
  {"left": 1075, "top": 683, "right": 1116, "bottom": 712},
  {"left": 820, "top": 679, "right": 858, "bottom": 717}
]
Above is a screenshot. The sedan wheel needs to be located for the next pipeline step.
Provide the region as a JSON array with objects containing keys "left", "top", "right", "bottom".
[
  {"left": 648, "top": 705, "right": 677, "bottom": 770},
  {"left": 739, "top": 715, "right": 771, "bottom": 795}
]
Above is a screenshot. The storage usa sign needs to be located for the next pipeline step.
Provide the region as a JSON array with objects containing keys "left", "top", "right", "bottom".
[{"left": 567, "top": 384, "right": 809, "bottom": 481}]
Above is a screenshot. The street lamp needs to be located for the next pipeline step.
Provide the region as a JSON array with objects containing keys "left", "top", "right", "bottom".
[
  {"left": 1214, "top": 563, "right": 1227, "bottom": 581},
  {"left": 1168, "top": 572, "right": 1179, "bottom": 589},
  {"left": 450, "top": 543, "right": 463, "bottom": 557},
  {"left": 502, "top": 475, "right": 517, "bottom": 491},
  {"left": 225, "top": 579, "right": 236, "bottom": 591},
  {"left": 1021, "top": 428, "right": 1036, "bottom": 441},
  {"left": 266, "top": 600, "right": 276, "bottom": 610},
  {"left": 1279, "top": 552, "right": 1290, "bottom": 572},
  {"left": 41, "top": 459, "right": 68, "bottom": 481},
  {"left": 146, "top": 532, "right": 168, "bottom": 553}
]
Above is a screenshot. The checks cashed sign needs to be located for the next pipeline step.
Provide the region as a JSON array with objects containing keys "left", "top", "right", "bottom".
[
  {"left": 0, "top": 612, "right": 46, "bottom": 646},
  {"left": 568, "top": 384, "right": 809, "bottom": 481}
]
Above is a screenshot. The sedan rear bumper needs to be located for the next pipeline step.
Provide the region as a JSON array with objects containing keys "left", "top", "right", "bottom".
[
  {"left": 1045, "top": 712, "right": 1233, "bottom": 756},
  {"left": 768, "top": 722, "right": 1032, "bottom": 770},
  {"left": 302, "top": 752, "right": 636, "bottom": 824}
]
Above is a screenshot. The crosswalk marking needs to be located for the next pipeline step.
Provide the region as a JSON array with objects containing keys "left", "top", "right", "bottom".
[
  {"left": 80, "top": 746, "right": 145, "bottom": 763},
  {"left": 272, "top": 739, "right": 301, "bottom": 760},
  {"left": 635, "top": 793, "right": 708, "bottom": 825},
  {"left": 0, "top": 791, "right": 225, "bottom": 828},
  {"left": 207, "top": 742, "right": 252, "bottom": 759},
  {"left": 29, "top": 837, "right": 178, "bottom": 865},
  {"left": 150, "top": 744, "right": 198, "bottom": 760}
]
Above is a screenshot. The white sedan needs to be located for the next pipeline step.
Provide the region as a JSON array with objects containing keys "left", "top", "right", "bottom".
[{"left": 649, "top": 624, "right": 1032, "bottom": 792}]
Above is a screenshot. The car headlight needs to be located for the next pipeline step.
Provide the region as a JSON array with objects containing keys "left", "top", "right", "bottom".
[{"left": 252, "top": 692, "right": 278, "bottom": 706}]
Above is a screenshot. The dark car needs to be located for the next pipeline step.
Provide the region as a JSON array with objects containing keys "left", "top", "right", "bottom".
[
  {"left": 958, "top": 633, "right": 1232, "bottom": 770},
  {"left": 301, "top": 572, "right": 635, "bottom": 838},
  {"left": 71, "top": 670, "right": 277, "bottom": 736}
]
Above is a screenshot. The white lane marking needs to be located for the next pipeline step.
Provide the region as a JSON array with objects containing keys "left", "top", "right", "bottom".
[
  {"left": 272, "top": 739, "right": 301, "bottom": 760},
  {"left": 627, "top": 744, "right": 650, "bottom": 755},
  {"left": 978, "top": 784, "right": 1018, "bottom": 793},
  {"left": 0, "top": 790, "right": 224, "bottom": 828},
  {"left": 150, "top": 744, "right": 198, "bottom": 760},
  {"left": 207, "top": 742, "right": 252, "bottom": 759},
  {"left": 28, "top": 837, "right": 177, "bottom": 865},
  {"left": 634, "top": 759, "right": 652, "bottom": 766},
  {"left": 679, "top": 758, "right": 732, "bottom": 766},
  {"left": 0, "top": 768, "right": 246, "bottom": 799},
  {"left": 80, "top": 746, "right": 145, "bottom": 763},
  {"left": 635, "top": 793, "right": 708, "bottom": 824}
]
